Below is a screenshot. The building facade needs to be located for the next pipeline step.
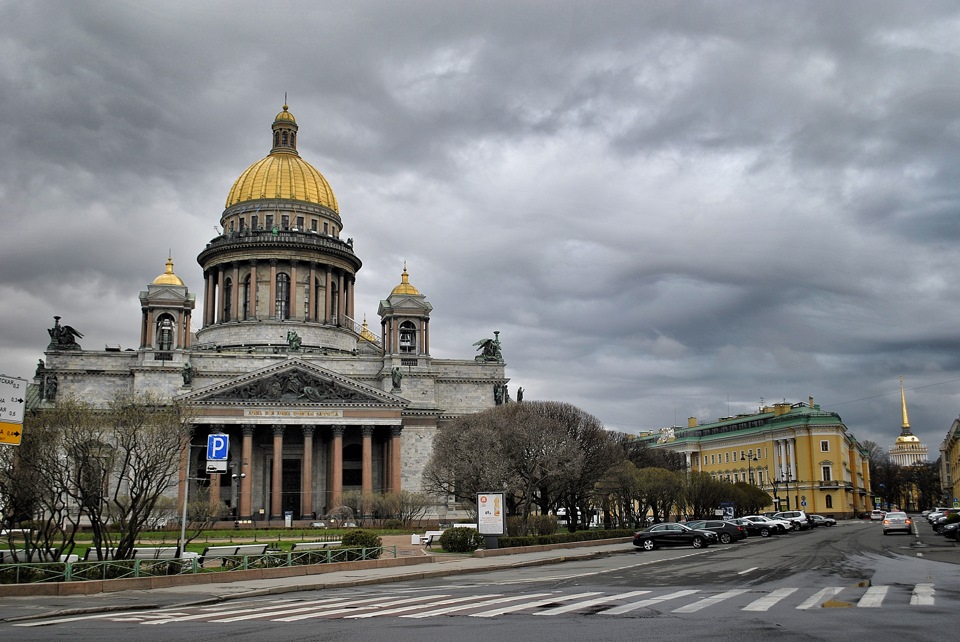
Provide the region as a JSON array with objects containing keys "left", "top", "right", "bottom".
[
  {"left": 939, "top": 419, "right": 960, "bottom": 508},
  {"left": 648, "top": 399, "right": 872, "bottom": 518},
  {"left": 33, "top": 105, "right": 508, "bottom": 523}
]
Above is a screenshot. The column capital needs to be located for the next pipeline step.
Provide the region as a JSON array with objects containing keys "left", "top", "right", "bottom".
[
  {"left": 242, "top": 425, "right": 255, "bottom": 437},
  {"left": 273, "top": 424, "right": 285, "bottom": 437},
  {"left": 302, "top": 425, "right": 316, "bottom": 439},
  {"left": 361, "top": 425, "right": 374, "bottom": 437},
  {"left": 331, "top": 424, "right": 345, "bottom": 438},
  {"left": 390, "top": 425, "right": 403, "bottom": 438}
]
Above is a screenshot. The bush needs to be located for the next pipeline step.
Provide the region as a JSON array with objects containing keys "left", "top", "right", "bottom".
[
  {"left": 339, "top": 529, "right": 383, "bottom": 559},
  {"left": 381, "top": 519, "right": 404, "bottom": 530},
  {"left": 438, "top": 527, "right": 483, "bottom": 553}
]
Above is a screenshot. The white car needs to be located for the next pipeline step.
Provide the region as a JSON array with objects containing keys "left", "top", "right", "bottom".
[
  {"left": 742, "top": 515, "right": 791, "bottom": 533},
  {"left": 870, "top": 510, "right": 885, "bottom": 521}
]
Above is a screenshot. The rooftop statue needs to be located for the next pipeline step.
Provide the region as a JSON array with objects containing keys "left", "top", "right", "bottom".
[
  {"left": 473, "top": 330, "right": 503, "bottom": 362},
  {"left": 286, "top": 330, "right": 302, "bottom": 351},
  {"left": 47, "top": 316, "right": 83, "bottom": 351}
]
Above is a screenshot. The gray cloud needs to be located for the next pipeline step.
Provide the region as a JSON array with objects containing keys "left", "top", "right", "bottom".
[{"left": 2, "top": 0, "right": 959, "bottom": 455}]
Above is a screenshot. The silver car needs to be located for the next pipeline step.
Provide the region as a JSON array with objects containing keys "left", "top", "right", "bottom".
[{"left": 882, "top": 511, "right": 912, "bottom": 535}]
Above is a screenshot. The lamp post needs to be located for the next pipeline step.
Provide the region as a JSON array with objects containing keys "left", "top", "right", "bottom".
[
  {"left": 771, "top": 479, "right": 780, "bottom": 510},
  {"left": 748, "top": 454, "right": 759, "bottom": 485},
  {"left": 232, "top": 472, "right": 246, "bottom": 525}
]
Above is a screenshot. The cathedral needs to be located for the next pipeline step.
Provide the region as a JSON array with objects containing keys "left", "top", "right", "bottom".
[{"left": 33, "top": 104, "right": 508, "bottom": 523}]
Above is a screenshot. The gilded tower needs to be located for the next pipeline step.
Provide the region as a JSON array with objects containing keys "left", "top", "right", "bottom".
[{"left": 889, "top": 377, "right": 929, "bottom": 466}]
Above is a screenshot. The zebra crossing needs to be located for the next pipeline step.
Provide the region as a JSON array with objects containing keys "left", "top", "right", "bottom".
[{"left": 12, "top": 581, "right": 941, "bottom": 627}]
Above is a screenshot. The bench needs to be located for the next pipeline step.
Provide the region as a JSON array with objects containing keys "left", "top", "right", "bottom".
[
  {"left": 421, "top": 530, "right": 445, "bottom": 546},
  {"left": 291, "top": 541, "right": 342, "bottom": 551},
  {"left": 131, "top": 546, "right": 179, "bottom": 560},
  {"left": 198, "top": 544, "right": 269, "bottom": 566},
  {"left": 0, "top": 549, "right": 27, "bottom": 563}
]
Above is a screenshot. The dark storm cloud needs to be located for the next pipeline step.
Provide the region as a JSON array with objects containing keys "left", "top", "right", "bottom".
[{"left": 2, "top": 0, "right": 959, "bottom": 454}]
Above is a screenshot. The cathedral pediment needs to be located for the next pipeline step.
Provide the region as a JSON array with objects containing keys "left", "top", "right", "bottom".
[{"left": 181, "top": 359, "right": 405, "bottom": 407}]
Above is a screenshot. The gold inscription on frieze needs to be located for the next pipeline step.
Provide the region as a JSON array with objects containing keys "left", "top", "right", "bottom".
[{"left": 244, "top": 409, "right": 343, "bottom": 418}]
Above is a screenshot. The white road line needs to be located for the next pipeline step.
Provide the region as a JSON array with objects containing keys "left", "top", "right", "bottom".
[
  {"left": 272, "top": 594, "right": 450, "bottom": 622},
  {"left": 737, "top": 567, "right": 759, "bottom": 575},
  {"left": 144, "top": 596, "right": 349, "bottom": 625},
  {"left": 346, "top": 594, "right": 499, "bottom": 618},
  {"left": 533, "top": 590, "right": 651, "bottom": 616},
  {"left": 467, "top": 592, "right": 602, "bottom": 618},
  {"left": 796, "top": 587, "right": 843, "bottom": 610},
  {"left": 911, "top": 583, "right": 935, "bottom": 606},
  {"left": 599, "top": 590, "right": 700, "bottom": 615},
  {"left": 401, "top": 592, "right": 557, "bottom": 618},
  {"left": 672, "top": 589, "right": 750, "bottom": 613},
  {"left": 15, "top": 610, "right": 157, "bottom": 627},
  {"left": 742, "top": 587, "right": 798, "bottom": 611},
  {"left": 857, "top": 586, "right": 888, "bottom": 608}
]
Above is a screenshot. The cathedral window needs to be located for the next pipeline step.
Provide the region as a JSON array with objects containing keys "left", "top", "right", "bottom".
[
  {"left": 281, "top": 215, "right": 289, "bottom": 230},
  {"left": 274, "top": 132, "right": 280, "bottom": 147},
  {"left": 399, "top": 321, "right": 417, "bottom": 353},
  {"left": 311, "top": 220, "right": 317, "bottom": 232},
  {"left": 282, "top": 131, "right": 288, "bottom": 146},
  {"left": 223, "top": 277, "right": 233, "bottom": 321},
  {"left": 156, "top": 315, "right": 175, "bottom": 351},
  {"left": 265, "top": 215, "right": 274, "bottom": 229},
  {"left": 252, "top": 214, "right": 259, "bottom": 230},
  {"left": 296, "top": 216, "right": 304, "bottom": 230},
  {"left": 276, "top": 273, "right": 290, "bottom": 320},
  {"left": 241, "top": 274, "right": 251, "bottom": 319}
]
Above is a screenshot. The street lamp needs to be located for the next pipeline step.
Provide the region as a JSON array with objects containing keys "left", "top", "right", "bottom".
[
  {"left": 748, "top": 454, "right": 759, "bottom": 485},
  {"left": 232, "top": 472, "right": 246, "bottom": 525},
  {"left": 771, "top": 478, "right": 780, "bottom": 510},
  {"left": 784, "top": 470, "right": 792, "bottom": 511}
]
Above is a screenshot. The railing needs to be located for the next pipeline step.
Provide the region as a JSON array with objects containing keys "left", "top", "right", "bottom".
[{"left": 0, "top": 545, "right": 396, "bottom": 585}]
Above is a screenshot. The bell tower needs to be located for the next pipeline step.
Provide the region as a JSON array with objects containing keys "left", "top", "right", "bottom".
[
  {"left": 139, "top": 256, "right": 196, "bottom": 353},
  {"left": 378, "top": 263, "right": 432, "bottom": 357}
]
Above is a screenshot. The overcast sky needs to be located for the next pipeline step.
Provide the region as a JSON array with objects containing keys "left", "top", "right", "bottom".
[{"left": 2, "top": 1, "right": 959, "bottom": 456}]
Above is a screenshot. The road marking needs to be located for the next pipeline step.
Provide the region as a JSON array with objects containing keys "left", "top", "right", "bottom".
[
  {"left": 468, "top": 592, "right": 602, "bottom": 618},
  {"left": 146, "top": 596, "right": 349, "bottom": 624},
  {"left": 599, "top": 590, "right": 700, "bottom": 615},
  {"left": 910, "top": 583, "right": 935, "bottom": 605},
  {"left": 346, "top": 594, "right": 498, "bottom": 618},
  {"left": 857, "top": 586, "right": 888, "bottom": 608},
  {"left": 673, "top": 589, "right": 749, "bottom": 613},
  {"left": 274, "top": 594, "right": 450, "bottom": 622},
  {"left": 403, "top": 592, "right": 560, "bottom": 618},
  {"left": 796, "top": 587, "right": 843, "bottom": 610},
  {"left": 742, "top": 587, "right": 798, "bottom": 611},
  {"left": 737, "top": 567, "right": 759, "bottom": 575},
  {"left": 533, "top": 590, "right": 651, "bottom": 615}
]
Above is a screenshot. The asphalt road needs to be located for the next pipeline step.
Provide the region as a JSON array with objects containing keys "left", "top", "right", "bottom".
[{"left": 4, "top": 518, "right": 957, "bottom": 641}]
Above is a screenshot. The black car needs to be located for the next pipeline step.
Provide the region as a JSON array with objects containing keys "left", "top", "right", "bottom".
[
  {"left": 684, "top": 520, "right": 747, "bottom": 544},
  {"left": 730, "top": 517, "right": 775, "bottom": 537},
  {"left": 633, "top": 523, "right": 718, "bottom": 550}
]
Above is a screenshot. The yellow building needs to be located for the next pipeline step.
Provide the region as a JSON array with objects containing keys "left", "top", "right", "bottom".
[
  {"left": 650, "top": 398, "right": 872, "bottom": 518},
  {"left": 939, "top": 419, "right": 960, "bottom": 508}
]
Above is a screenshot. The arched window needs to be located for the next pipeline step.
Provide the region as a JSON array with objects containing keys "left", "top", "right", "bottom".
[
  {"left": 399, "top": 321, "right": 417, "bottom": 353},
  {"left": 241, "top": 274, "right": 251, "bottom": 319},
  {"left": 274, "top": 132, "right": 280, "bottom": 147},
  {"left": 282, "top": 131, "right": 288, "bottom": 146},
  {"left": 825, "top": 495, "right": 833, "bottom": 509},
  {"left": 223, "top": 277, "right": 232, "bottom": 321},
  {"left": 156, "top": 315, "right": 175, "bottom": 351},
  {"left": 275, "top": 273, "right": 290, "bottom": 320}
]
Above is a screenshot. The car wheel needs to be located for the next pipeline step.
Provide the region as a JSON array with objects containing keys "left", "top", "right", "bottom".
[
  {"left": 641, "top": 539, "right": 656, "bottom": 551},
  {"left": 719, "top": 533, "right": 732, "bottom": 544},
  {"left": 760, "top": 527, "right": 770, "bottom": 537},
  {"left": 792, "top": 522, "right": 800, "bottom": 531},
  {"left": 691, "top": 536, "right": 705, "bottom": 548}
]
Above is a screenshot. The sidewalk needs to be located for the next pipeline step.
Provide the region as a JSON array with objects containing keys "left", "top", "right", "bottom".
[{"left": 0, "top": 536, "right": 633, "bottom": 623}]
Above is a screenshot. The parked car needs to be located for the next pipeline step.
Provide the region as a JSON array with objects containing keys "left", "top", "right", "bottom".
[
  {"left": 941, "top": 522, "right": 960, "bottom": 541},
  {"left": 870, "top": 510, "right": 885, "bottom": 521},
  {"left": 730, "top": 517, "right": 774, "bottom": 538},
  {"left": 742, "top": 514, "right": 791, "bottom": 533},
  {"left": 809, "top": 514, "right": 836, "bottom": 527},
  {"left": 632, "top": 523, "right": 718, "bottom": 550},
  {"left": 773, "top": 510, "right": 810, "bottom": 531},
  {"left": 881, "top": 511, "right": 912, "bottom": 535},
  {"left": 684, "top": 520, "right": 747, "bottom": 544}
]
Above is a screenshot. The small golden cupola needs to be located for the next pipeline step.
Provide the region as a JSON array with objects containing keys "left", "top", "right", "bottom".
[
  {"left": 391, "top": 262, "right": 421, "bottom": 296},
  {"left": 153, "top": 256, "right": 185, "bottom": 286}
]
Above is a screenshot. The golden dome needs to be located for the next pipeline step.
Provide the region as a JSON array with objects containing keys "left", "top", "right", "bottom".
[
  {"left": 224, "top": 104, "right": 339, "bottom": 212},
  {"left": 359, "top": 315, "right": 378, "bottom": 342},
  {"left": 275, "top": 104, "right": 296, "bottom": 123},
  {"left": 391, "top": 263, "right": 421, "bottom": 296},
  {"left": 225, "top": 154, "right": 338, "bottom": 211},
  {"left": 153, "top": 256, "right": 185, "bottom": 286},
  {"left": 895, "top": 434, "right": 920, "bottom": 444}
]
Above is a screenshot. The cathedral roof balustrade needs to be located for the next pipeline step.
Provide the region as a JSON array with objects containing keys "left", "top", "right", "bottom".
[{"left": 197, "top": 228, "right": 361, "bottom": 267}]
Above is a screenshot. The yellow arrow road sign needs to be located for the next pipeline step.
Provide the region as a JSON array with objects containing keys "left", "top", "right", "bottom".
[{"left": 0, "top": 421, "right": 23, "bottom": 446}]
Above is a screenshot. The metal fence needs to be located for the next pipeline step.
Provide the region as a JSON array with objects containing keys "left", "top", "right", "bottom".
[{"left": 0, "top": 546, "right": 396, "bottom": 585}]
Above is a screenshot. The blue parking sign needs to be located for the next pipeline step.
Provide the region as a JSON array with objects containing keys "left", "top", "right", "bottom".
[{"left": 207, "top": 434, "right": 229, "bottom": 461}]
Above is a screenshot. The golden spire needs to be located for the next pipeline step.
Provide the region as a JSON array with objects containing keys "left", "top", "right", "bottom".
[
  {"left": 900, "top": 376, "right": 910, "bottom": 430},
  {"left": 390, "top": 261, "right": 421, "bottom": 295},
  {"left": 153, "top": 255, "right": 185, "bottom": 286}
]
